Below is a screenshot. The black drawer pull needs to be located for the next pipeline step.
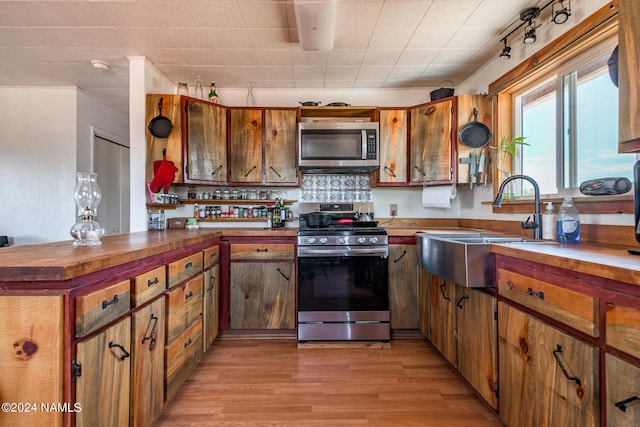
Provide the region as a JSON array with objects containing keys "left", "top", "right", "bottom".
[
  {"left": 109, "top": 341, "right": 130, "bottom": 361},
  {"left": 147, "top": 277, "right": 159, "bottom": 287},
  {"left": 456, "top": 294, "right": 469, "bottom": 309},
  {"left": 212, "top": 164, "right": 223, "bottom": 176},
  {"left": 185, "top": 262, "right": 193, "bottom": 269},
  {"left": 184, "top": 337, "right": 193, "bottom": 348},
  {"left": 269, "top": 166, "right": 282, "bottom": 178},
  {"left": 276, "top": 268, "right": 290, "bottom": 281},
  {"left": 615, "top": 395, "right": 640, "bottom": 412},
  {"left": 185, "top": 291, "right": 194, "bottom": 300},
  {"left": 552, "top": 344, "right": 582, "bottom": 386},
  {"left": 102, "top": 294, "right": 119, "bottom": 309},
  {"left": 439, "top": 281, "right": 450, "bottom": 301},
  {"left": 414, "top": 165, "right": 427, "bottom": 176},
  {"left": 384, "top": 166, "right": 397, "bottom": 178},
  {"left": 244, "top": 165, "right": 257, "bottom": 177},
  {"left": 393, "top": 250, "right": 406, "bottom": 263},
  {"left": 256, "top": 248, "right": 268, "bottom": 253},
  {"left": 207, "top": 276, "right": 216, "bottom": 292},
  {"left": 141, "top": 313, "right": 158, "bottom": 351},
  {"left": 527, "top": 287, "right": 545, "bottom": 300}
]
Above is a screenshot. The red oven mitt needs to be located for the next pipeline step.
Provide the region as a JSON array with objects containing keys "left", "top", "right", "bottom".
[{"left": 149, "top": 160, "right": 178, "bottom": 194}]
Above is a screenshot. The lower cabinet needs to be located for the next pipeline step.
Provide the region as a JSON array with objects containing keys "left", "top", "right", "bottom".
[
  {"left": 498, "top": 302, "right": 599, "bottom": 427},
  {"left": 203, "top": 263, "right": 219, "bottom": 351},
  {"left": 75, "top": 316, "right": 131, "bottom": 427},
  {"left": 131, "top": 297, "right": 165, "bottom": 427},
  {"left": 606, "top": 354, "right": 640, "bottom": 426},
  {"left": 388, "top": 244, "right": 419, "bottom": 329},
  {"left": 230, "top": 262, "right": 295, "bottom": 329},
  {"left": 165, "top": 316, "right": 203, "bottom": 401},
  {"left": 429, "top": 276, "right": 456, "bottom": 364}
]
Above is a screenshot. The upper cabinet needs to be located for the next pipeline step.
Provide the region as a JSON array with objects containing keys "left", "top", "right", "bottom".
[
  {"left": 456, "top": 94, "right": 493, "bottom": 185},
  {"left": 618, "top": 0, "right": 640, "bottom": 152},
  {"left": 409, "top": 97, "right": 456, "bottom": 185},
  {"left": 229, "top": 108, "right": 298, "bottom": 186},
  {"left": 145, "top": 94, "right": 184, "bottom": 185},
  {"left": 184, "top": 98, "right": 227, "bottom": 183},
  {"left": 377, "top": 108, "right": 408, "bottom": 185}
]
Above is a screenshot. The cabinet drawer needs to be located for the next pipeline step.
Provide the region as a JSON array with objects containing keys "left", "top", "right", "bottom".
[
  {"left": 165, "top": 316, "right": 202, "bottom": 402},
  {"left": 497, "top": 268, "right": 599, "bottom": 337},
  {"left": 203, "top": 246, "right": 219, "bottom": 270},
  {"left": 76, "top": 280, "right": 131, "bottom": 337},
  {"left": 606, "top": 303, "right": 640, "bottom": 358},
  {"left": 230, "top": 243, "right": 294, "bottom": 261},
  {"left": 166, "top": 274, "right": 203, "bottom": 344},
  {"left": 167, "top": 252, "right": 203, "bottom": 288},
  {"left": 131, "top": 265, "right": 166, "bottom": 307}
]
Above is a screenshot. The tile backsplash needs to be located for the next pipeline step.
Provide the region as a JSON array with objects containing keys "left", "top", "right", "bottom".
[{"left": 300, "top": 174, "right": 372, "bottom": 202}]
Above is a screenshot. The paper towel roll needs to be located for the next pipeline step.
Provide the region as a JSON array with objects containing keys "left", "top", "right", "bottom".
[{"left": 421, "top": 184, "right": 457, "bottom": 208}]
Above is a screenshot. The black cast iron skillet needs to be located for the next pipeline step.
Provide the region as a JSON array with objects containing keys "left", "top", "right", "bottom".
[
  {"left": 148, "top": 97, "right": 173, "bottom": 138},
  {"left": 299, "top": 101, "right": 321, "bottom": 106},
  {"left": 458, "top": 108, "right": 491, "bottom": 148}
]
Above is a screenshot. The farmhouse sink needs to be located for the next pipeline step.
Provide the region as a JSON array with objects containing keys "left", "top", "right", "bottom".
[{"left": 415, "top": 232, "right": 549, "bottom": 287}]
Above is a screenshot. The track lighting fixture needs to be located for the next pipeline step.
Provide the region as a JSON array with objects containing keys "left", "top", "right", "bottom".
[
  {"left": 523, "top": 24, "right": 537, "bottom": 44},
  {"left": 499, "top": 38, "right": 511, "bottom": 59},
  {"left": 551, "top": 0, "right": 571, "bottom": 25}
]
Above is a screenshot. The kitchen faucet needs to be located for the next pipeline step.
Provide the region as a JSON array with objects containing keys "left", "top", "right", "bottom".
[{"left": 492, "top": 174, "right": 542, "bottom": 240}]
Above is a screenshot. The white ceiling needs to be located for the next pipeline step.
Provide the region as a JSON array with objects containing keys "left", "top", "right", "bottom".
[{"left": 0, "top": 0, "right": 541, "bottom": 114}]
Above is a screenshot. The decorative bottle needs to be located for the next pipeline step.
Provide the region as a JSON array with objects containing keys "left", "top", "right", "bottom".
[
  {"left": 208, "top": 82, "right": 219, "bottom": 104},
  {"left": 69, "top": 172, "right": 104, "bottom": 247},
  {"left": 556, "top": 196, "right": 580, "bottom": 243},
  {"left": 194, "top": 76, "right": 204, "bottom": 100},
  {"left": 542, "top": 202, "right": 557, "bottom": 240}
]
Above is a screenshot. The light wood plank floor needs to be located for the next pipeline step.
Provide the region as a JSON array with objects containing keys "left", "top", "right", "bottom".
[{"left": 155, "top": 338, "right": 504, "bottom": 426}]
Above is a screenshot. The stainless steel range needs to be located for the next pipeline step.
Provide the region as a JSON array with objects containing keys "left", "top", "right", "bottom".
[{"left": 297, "top": 202, "right": 390, "bottom": 342}]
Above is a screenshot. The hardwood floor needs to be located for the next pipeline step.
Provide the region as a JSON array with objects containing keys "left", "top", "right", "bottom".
[{"left": 155, "top": 337, "right": 504, "bottom": 426}]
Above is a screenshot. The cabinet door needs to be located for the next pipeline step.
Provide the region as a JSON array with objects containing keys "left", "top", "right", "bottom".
[
  {"left": 203, "top": 264, "right": 219, "bottom": 351},
  {"left": 145, "top": 94, "right": 183, "bottom": 183},
  {"left": 456, "top": 95, "right": 492, "bottom": 184},
  {"left": 378, "top": 109, "right": 408, "bottom": 184},
  {"left": 418, "top": 270, "right": 430, "bottom": 339},
  {"left": 75, "top": 316, "right": 131, "bottom": 427},
  {"left": 230, "top": 262, "right": 295, "bottom": 329},
  {"left": 456, "top": 287, "right": 498, "bottom": 409},
  {"left": 166, "top": 274, "right": 204, "bottom": 343},
  {"left": 131, "top": 298, "right": 165, "bottom": 427},
  {"left": 264, "top": 109, "right": 298, "bottom": 184},
  {"left": 388, "top": 244, "right": 418, "bottom": 329},
  {"left": 606, "top": 353, "right": 640, "bottom": 426},
  {"left": 618, "top": 0, "right": 640, "bottom": 151},
  {"left": 229, "top": 109, "right": 263, "bottom": 183},
  {"left": 498, "top": 302, "right": 599, "bottom": 427},
  {"left": 429, "top": 275, "right": 456, "bottom": 365},
  {"left": 185, "top": 100, "right": 227, "bottom": 183},
  {"left": 409, "top": 99, "right": 454, "bottom": 184},
  {"left": 0, "top": 296, "right": 64, "bottom": 427}
]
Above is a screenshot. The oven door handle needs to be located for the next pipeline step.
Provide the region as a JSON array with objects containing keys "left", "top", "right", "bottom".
[{"left": 297, "top": 247, "right": 389, "bottom": 257}]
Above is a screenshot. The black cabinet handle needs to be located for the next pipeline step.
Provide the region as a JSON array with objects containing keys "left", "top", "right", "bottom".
[
  {"left": 527, "top": 287, "right": 545, "bottom": 300},
  {"left": 185, "top": 262, "right": 193, "bottom": 269},
  {"left": 244, "top": 165, "right": 257, "bottom": 177},
  {"left": 615, "top": 395, "right": 640, "bottom": 412},
  {"left": 256, "top": 248, "right": 268, "bottom": 253},
  {"left": 184, "top": 337, "right": 193, "bottom": 348},
  {"left": 456, "top": 294, "right": 469, "bottom": 309},
  {"left": 439, "top": 281, "right": 450, "bottom": 301},
  {"left": 185, "top": 291, "right": 194, "bottom": 300},
  {"left": 212, "top": 164, "right": 223, "bottom": 176},
  {"left": 207, "top": 276, "right": 216, "bottom": 292},
  {"left": 141, "top": 313, "right": 158, "bottom": 351},
  {"left": 384, "top": 166, "right": 397, "bottom": 178},
  {"left": 269, "top": 166, "right": 282, "bottom": 178},
  {"left": 414, "top": 165, "right": 427, "bottom": 177},
  {"left": 552, "top": 344, "right": 582, "bottom": 386},
  {"left": 102, "top": 294, "right": 119, "bottom": 310},
  {"left": 277, "top": 268, "right": 290, "bottom": 281},
  {"left": 147, "top": 277, "right": 159, "bottom": 287},
  {"left": 109, "top": 341, "right": 130, "bottom": 361},
  {"left": 393, "top": 250, "right": 406, "bottom": 263}
]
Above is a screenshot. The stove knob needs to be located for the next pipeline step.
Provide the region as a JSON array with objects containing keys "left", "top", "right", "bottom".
[
  {"left": 357, "top": 237, "right": 367, "bottom": 244},
  {"left": 319, "top": 237, "right": 328, "bottom": 244},
  {"left": 338, "top": 237, "right": 347, "bottom": 244},
  {"left": 307, "top": 237, "right": 316, "bottom": 245},
  {"left": 369, "top": 237, "right": 379, "bottom": 244}
]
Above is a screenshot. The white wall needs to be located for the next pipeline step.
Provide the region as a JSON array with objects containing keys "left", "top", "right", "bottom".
[{"left": 0, "top": 87, "right": 129, "bottom": 246}]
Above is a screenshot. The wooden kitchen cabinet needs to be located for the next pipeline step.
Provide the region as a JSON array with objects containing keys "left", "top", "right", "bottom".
[
  {"left": 498, "top": 301, "right": 599, "bottom": 427},
  {"left": 229, "top": 108, "right": 297, "bottom": 185},
  {"left": 203, "top": 253, "right": 220, "bottom": 351},
  {"left": 75, "top": 279, "right": 130, "bottom": 337},
  {"left": 130, "top": 297, "right": 165, "bottom": 427},
  {"left": 388, "top": 243, "right": 419, "bottom": 329},
  {"left": 429, "top": 275, "right": 456, "bottom": 364},
  {"left": 618, "top": 0, "right": 640, "bottom": 152},
  {"left": 456, "top": 94, "right": 493, "bottom": 185},
  {"left": 418, "top": 269, "right": 430, "bottom": 339},
  {"left": 409, "top": 98, "right": 455, "bottom": 185},
  {"left": 378, "top": 108, "right": 408, "bottom": 185},
  {"left": 145, "top": 94, "right": 184, "bottom": 184},
  {"left": 606, "top": 353, "right": 640, "bottom": 426},
  {"left": 75, "top": 316, "right": 131, "bottom": 427},
  {"left": 166, "top": 274, "right": 204, "bottom": 343},
  {"left": 184, "top": 98, "right": 228, "bottom": 183}
]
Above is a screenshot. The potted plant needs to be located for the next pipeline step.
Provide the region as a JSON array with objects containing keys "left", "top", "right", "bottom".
[{"left": 491, "top": 135, "right": 529, "bottom": 199}]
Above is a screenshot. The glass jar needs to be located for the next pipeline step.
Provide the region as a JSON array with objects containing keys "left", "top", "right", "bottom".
[
  {"left": 222, "top": 189, "right": 230, "bottom": 200},
  {"left": 231, "top": 189, "right": 239, "bottom": 200},
  {"left": 215, "top": 189, "right": 222, "bottom": 199},
  {"left": 240, "top": 189, "right": 248, "bottom": 200},
  {"left": 248, "top": 190, "right": 258, "bottom": 200}
]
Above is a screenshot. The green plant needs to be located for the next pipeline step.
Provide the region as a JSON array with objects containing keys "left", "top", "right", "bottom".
[{"left": 491, "top": 135, "right": 530, "bottom": 177}]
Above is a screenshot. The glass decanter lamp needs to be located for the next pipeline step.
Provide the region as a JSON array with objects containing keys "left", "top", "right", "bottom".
[{"left": 70, "top": 172, "right": 104, "bottom": 247}]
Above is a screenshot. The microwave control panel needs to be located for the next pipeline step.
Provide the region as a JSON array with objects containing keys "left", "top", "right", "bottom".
[{"left": 366, "top": 130, "right": 377, "bottom": 160}]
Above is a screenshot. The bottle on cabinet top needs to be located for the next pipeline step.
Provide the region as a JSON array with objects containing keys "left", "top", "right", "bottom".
[
  {"left": 208, "top": 82, "right": 219, "bottom": 104},
  {"left": 557, "top": 196, "right": 580, "bottom": 243}
]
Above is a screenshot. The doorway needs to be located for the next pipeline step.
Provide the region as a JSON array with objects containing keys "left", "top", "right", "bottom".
[{"left": 94, "top": 135, "right": 130, "bottom": 236}]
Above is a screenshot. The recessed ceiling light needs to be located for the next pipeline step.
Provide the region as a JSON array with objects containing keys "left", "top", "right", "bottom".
[{"left": 91, "top": 60, "right": 110, "bottom": 71}]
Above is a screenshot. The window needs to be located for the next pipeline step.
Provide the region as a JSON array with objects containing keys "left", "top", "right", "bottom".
[{"left": 513, "top": 38, "right": 636, "bottom": 197}]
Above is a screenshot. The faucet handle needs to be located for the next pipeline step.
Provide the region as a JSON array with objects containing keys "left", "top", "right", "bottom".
[{"left": 521, "top": 216, "right": 540, "bottom": 230}]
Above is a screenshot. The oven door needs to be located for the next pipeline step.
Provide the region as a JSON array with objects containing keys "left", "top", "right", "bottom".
[{"left": 297, "top": 254, "right": 389, "bottom": 312}]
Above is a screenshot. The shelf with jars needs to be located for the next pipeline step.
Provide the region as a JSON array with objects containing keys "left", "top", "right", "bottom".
[
  {"left": 179, "top": 199, "right": 296, "bottom": 206},
  {"left": 147, "top": 203, "right": 180, "bottom": 210}
]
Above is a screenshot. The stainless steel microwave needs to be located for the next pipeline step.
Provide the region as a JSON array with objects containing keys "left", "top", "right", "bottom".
[{"left": 298, "top": 122, "right": 380, "bottom": 173}]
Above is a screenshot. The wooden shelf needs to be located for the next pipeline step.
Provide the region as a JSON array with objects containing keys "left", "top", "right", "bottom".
[
  {"left": 179, "top": 199, "right": 296, "bottom": 206},
  {"left": 298, "top": 106, "right": 377, "bottom": 120},
  {"left": 195, "top": 217, "right": 297, "bottom": 223},
  {"left": 147, "top": 203, "right": 180, "bottom": 210}
]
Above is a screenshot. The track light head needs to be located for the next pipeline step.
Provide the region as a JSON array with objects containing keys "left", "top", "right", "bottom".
[
  {"left": 552, "top": 0, "right": 571, "bottom": 24},
  {"left": 499, "top": 39, "right": 511, "bottom": 59},
  {"left": 523, "top": 25, "right": 537, "bottom": 44}
]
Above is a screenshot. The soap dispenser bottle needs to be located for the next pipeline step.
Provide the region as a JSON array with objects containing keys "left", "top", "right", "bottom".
[
  {"left": 557, "top": 196, "right": 580, "bottom": 243},
  {"left": 542, "top": 202, "right": 556, "bottom": 240}
]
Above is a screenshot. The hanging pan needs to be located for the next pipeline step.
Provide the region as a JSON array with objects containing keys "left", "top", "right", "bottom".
[
  {"left": 458, "top": 108, "right": 491, "bottom": 148},
  {"left": 148, "top": 97, "right": 173, "bottom": 138}
]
